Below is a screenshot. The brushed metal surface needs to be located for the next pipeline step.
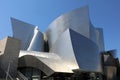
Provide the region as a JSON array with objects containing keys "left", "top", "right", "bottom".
[
  {"left": 10, "top": 5, "right": 105, "bottom": 74},
  {"left": 11, "top": 18, "right": 44, "bottom": 51},
  {"left": 70, "top": 29, "right": 102, "bottom": 72},
  {"left": 46, "top": 6, "right": 101, "bottom": 49},
  {"left": 46, "top": 6, "right": 104, "bottom": 51},
  {"left": 19, "top": 50, "right": 73, "bottom": 76},
  {"left": 46, "top": 6, "right": 90, "bottom": 48},
  {"left": 50, "top": 29, "right": 102, "bottom": 72},
  {"left": 50, "top": 29, "right": 79, "bottom": 70}
]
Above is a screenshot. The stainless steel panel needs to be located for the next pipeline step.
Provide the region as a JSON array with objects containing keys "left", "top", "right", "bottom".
[
  {"left": 10, "top": 5, "right": 105, "bottom": 74},
  {"left": 50, "top": 29, "right": 102, "bottom": 72},
  {"left": 46, "top": 6, "right": 104, "bottom": 52},
  {"left": 46, "top": 6, "right": 90, "bottom": 48},
  {"left": 95, "top": 28, "right": 105, "bottom": 51},
  {"left": 70, "top": 29, "right": 102, "bottom": 72},
  {"left": 50, "top": 29, "right": 79, "bottom": 70},
  {"left": 27, "top": 27, "right": 44, "bottom": 51},
  {"left": 11, "top": 18, "right": 44, "bottom": 51},
  {"left": 19, "top": 50, "right": 73, "bottom": 76},
  {"left": 90, "top": 23, "right": 97, "bottom": 44}
]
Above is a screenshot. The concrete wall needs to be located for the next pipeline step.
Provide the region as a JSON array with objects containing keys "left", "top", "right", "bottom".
[{"left": 0, "top": 36, "right": 21, "bottom": 77}]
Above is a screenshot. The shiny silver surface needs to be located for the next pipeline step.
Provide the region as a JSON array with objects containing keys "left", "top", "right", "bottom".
[
  {"left": 10, "top": 5, "right": 105, "bottom": 74},
  {"left": 46, "top": 6, "right": 104, "bottom": 72},
  {"left": 50, "top": 29, "right": 102, "bottom": 72},
  {"left": 46, "top": 6, "right": 98, "bottom": 48},
  {"left": 70, "top": 29, "right": 102, "bottom": 72},
  {"left": 19, "top": 50, "right": 73, "bottom": 76},
  {"left": 11, "top": 18, "right": 44, "bottom": 51},
  {"left": 46, "top": 6, "right": 89, "bottom": 48},
  {"left": 50, "top": 29, "right": 79, "bottom": 70}
]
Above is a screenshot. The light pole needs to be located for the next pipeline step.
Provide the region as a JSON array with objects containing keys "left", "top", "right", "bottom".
[{"left": 6, "top": 61, "right": 12, "bottom": 80}]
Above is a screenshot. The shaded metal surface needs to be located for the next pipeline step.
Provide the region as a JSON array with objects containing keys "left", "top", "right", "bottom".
[
  {"left": 19, "top": 50, "right": 73, "bottom": 76},
  {"left": 95, "top": 28, "right": 105, "bottom": 51},
  {"left": 70, "top": 29, "right": 102, "bottom": 72},
  {"left": 50, "top": 29, "right": 102, "bottom": 72},
  {"left": 11, "top": 18, "right": 44, "bottom": 51}
]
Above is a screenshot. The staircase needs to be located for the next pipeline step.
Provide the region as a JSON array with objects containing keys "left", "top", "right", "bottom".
[
  {"left": 0, "top": 68, "right": 28, "bottom": 80},
  {"left": 16, "top": 71, "right": 28, "bottom": 80}
]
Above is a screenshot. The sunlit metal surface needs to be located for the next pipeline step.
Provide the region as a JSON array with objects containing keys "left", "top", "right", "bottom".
[
  {"left": 19, "top": 50, "right": 73, "bottom": 76},
  {"left": 19, "top": 50, "right": 61, "bottom": 59},
  {"left": 46, "top": 6, "right": 89, "bottom": 48},
  {"left": 50, "top": 29, "right": 102, "bottom": 72},
  {"left": 50, "top": 29, "right": 79, "bottom": 70},
  {"left": 45, "top": 6, "right": 104, "bottom": 72},
  {"left": 46, "top": 6, "right": 102, "bottom": 49},
  {"left": 11, "top": 5, "right": 105, "bottom": 75},
  {"left": 11, "top": 18, "right": 44, "bottom": 51}
]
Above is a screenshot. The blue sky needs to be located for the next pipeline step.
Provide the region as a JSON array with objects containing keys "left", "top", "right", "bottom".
[{"left": 0, "top": 0, "right": 120, "bottom": 58}]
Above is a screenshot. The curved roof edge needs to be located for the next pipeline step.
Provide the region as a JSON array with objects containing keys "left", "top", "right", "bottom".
[
  {"left": 47, "top": 5, "right": 89, "bottom": 30},
  {"left": 18, "top": 54, "right": 73, "bottom": 76},
  {"left": 18, "top": 55, "right": 55, "bottom": 76}
]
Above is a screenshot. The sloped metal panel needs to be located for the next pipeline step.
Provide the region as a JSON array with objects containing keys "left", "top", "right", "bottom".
[
  {"left": 50, "top": 29, "right": 79, "bottom": 70},
  {"left": 90, "top": 23, "right": 97, "bottom": 44},
  {"left": 19, "top": 55, "right": 54, "bottom": 76},
  {"left": 50, "top": 29, "right": 102, "bottom": 72},
  {"left": 46, "top": 6, "right": 90, "bottom": 48},
  {"left": 11, "top": 18, "right": 44, "bottom": 51},
  {"left": 70, "top": 29, "right": 102, "bottom": 72},
  {"left": 27, "top": 27, "right": 44, "bottom": 51}
]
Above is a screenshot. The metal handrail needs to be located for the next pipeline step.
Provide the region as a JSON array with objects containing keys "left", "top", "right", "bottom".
[{"left": 17, "top": 71, "right": 28, "bottom": 80}]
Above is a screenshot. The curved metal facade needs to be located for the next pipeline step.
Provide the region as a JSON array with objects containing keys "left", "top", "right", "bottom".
[
  {"left": 70, "top": 29, "right": 101, "bottom": 72},
  {"left": 10, "top": 5, "right": 105, "bottom": 76},
  {"left": 49, "top": 29, "right": 79, "bottom": 70},
  {"left": 46, "top": 6, "right": 99, "bottom": 49},
  {"left": 11, "top": 18, "right": 44, "bottom": 51},
  {"left": 19, "top": 50, "right": 73, "bottom": 76},
  {"left": 45, "top": 6, "right": 104, "bottom": 72},
  {"left": 50, "top": 29, "right": 102, "bottom": 72}
]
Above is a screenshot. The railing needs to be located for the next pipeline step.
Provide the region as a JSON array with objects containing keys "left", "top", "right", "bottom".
[
  {"left": 0, "top": 67, "right": 28, "bottom": 80},
  {"left": 16, "top": 71, "right": 28, "bottom": 80}
]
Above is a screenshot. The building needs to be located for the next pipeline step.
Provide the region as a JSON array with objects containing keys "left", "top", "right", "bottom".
[{"left": 0, "top": 6, "right": 119, "bottom": 80}]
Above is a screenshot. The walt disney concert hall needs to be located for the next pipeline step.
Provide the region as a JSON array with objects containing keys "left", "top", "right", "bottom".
[{"left": 0, "top": 6, "right": 120, "bottom": 80}]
